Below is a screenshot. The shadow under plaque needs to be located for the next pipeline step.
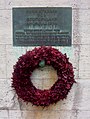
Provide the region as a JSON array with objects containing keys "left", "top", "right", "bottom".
[{"left": 13, "top": 7, "right": 72, "bottom": 46}]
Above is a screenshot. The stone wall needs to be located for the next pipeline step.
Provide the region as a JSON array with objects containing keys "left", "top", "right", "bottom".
[{"left": 0, "top": 0, "right": 90, "bottom": 119}]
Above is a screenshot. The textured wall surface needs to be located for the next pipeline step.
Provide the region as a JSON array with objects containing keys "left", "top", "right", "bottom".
[{"left": 0, "top": 0, "right": 90, "bottom": 119}]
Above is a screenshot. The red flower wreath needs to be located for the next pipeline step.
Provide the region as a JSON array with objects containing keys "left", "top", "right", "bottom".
[{"left": 12, "top": 46, "right": 75, "bottom": 106}]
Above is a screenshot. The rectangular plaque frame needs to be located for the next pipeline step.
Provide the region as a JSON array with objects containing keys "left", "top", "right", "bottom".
[{"left": 13, "top": 7, "right": 72, "bottom": 46}]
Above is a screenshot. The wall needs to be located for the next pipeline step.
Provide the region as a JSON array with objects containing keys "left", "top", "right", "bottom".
[{"left": 0, "top": 0, "right": 90, "bottom": 119}]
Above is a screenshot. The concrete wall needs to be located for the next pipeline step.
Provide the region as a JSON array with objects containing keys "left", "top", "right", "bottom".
[{"left": 0, "top": 0, "right": 90, "bottom": 119}]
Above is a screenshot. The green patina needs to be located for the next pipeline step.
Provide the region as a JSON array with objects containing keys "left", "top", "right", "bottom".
[
  {"left": 13, "top": 7, "right": 72, "bottom": 46},
  {"left": 39, "top": 60, "right": 45, "bottom": 67}
]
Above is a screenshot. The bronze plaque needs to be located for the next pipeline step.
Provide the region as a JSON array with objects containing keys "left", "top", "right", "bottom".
[{"left": 13, "top": 7, "right": 72, "bottom": 46}]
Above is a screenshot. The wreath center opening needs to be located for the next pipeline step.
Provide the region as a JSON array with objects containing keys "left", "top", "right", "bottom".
[{"left": 31, "top": 65, "right": 58, "bottom": 90}]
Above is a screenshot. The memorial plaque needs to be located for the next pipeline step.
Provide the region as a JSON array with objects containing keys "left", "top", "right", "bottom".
[{"left": 13, "top": 7, "right": 72, "bottom": 46}]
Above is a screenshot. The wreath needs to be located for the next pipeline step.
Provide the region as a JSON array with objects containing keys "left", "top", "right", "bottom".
[{"left": 12, "top": 46, "right": 75, "bottom": 106}]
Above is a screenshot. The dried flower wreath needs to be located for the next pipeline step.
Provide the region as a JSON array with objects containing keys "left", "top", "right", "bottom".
[{"left": 12, "top": 46, "right": 75, "bottom": 106}]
